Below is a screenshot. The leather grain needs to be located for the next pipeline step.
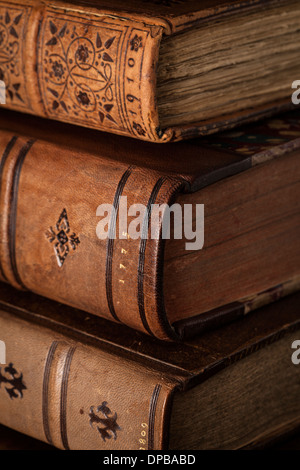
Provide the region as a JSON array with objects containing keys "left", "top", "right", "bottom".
[
  {"left": 0, "top": 0, "right": 294, "bottom": 142},
  {"left": 0, "top": 109, "right": 299, "bottom": 341},
  {"left": 0, "top": 285, "right": 299, "bottom": 449}
]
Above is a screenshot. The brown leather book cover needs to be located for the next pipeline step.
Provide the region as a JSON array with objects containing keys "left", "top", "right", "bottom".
[
  {"left": 0, "top": 284, "right": 300, "bottom": 450},
  {"left": 0, "top": 108, "right": 299, "bottom": 341},
  {"left": 0, "top": 0, "right": 297, "bottom": 142}
]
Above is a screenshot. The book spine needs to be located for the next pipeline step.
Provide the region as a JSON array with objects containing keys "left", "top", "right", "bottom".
[
  {"left": 0, "top": 0, "right": 170, "bottom": 142},
  {"left": 0, "top": 309, "right": 177, "bottom": 449},
  {"left": 0, "top": 129, "right": 186, "bottom": 340}
]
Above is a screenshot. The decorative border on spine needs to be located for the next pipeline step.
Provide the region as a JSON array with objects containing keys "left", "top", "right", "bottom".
[
  {"left": 37, "top": 10, "right": 156, "bottom": 140},
  {"left": 0, "top": 2, "right": 32, "bottom": 110}
]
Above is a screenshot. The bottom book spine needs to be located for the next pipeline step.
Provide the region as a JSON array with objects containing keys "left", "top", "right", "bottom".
[{"left": 0, "top": 309, "right": 176, "bottom": 450}]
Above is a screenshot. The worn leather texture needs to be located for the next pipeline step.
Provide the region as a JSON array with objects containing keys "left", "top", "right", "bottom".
[
  {"left": 0, "top": 109, "right": 299, "bottom": 341},
  {"left": 0, "top": 285, "right": 300, "bottom": 449},
  {"left": 0, "top": 0, "right": 294, "bottom": 142}
]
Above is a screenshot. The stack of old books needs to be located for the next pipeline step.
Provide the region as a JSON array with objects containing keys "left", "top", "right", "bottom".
[{"left": 0, "top": 0, "right": 299, "bottom": 450}]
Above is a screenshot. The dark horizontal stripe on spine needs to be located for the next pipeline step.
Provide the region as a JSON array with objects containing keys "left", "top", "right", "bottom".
[{"left": 9, "top": 139, "right": 35, "bottom": 289}]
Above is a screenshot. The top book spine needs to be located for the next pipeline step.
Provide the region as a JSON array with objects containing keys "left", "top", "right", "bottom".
[
  {"left": 0, "top": 0, "right": 293, "bottom": 142},
  {"left": 0, "top": 0, "right": 167, "bottom": 141}
]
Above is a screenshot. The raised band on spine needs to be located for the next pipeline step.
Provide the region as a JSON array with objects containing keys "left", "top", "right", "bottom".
[
  {"left": 60, "top": 346, "right": 76, "bottom": 450},
  {"left": 42, "top": 341, "right": 59, "bottom": 445},
  {"left": 0, "top": 136, "right": 18, "bottom": 281},
  {"left": 105, "top": 166, "right": 133, "bottom": 322},
  {"left": 148, "top": 384, "right": 162, "bottom": 450},
  {"left": 8, "top": 139, "right": 35, "bottom": 289},
  {"left": 137, "top": 177, "right": 167, "bottom": 336}
]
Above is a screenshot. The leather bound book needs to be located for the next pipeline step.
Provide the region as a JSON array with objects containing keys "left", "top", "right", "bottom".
[
  {"left": 0, "top": 284, "right": 300, "bottom": 450},
  {"left": 0, "top": 109, "right": 299, "bottom": 341},
  {"left": 0, "top": 0, "right": 298, "bottom": 142}
]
